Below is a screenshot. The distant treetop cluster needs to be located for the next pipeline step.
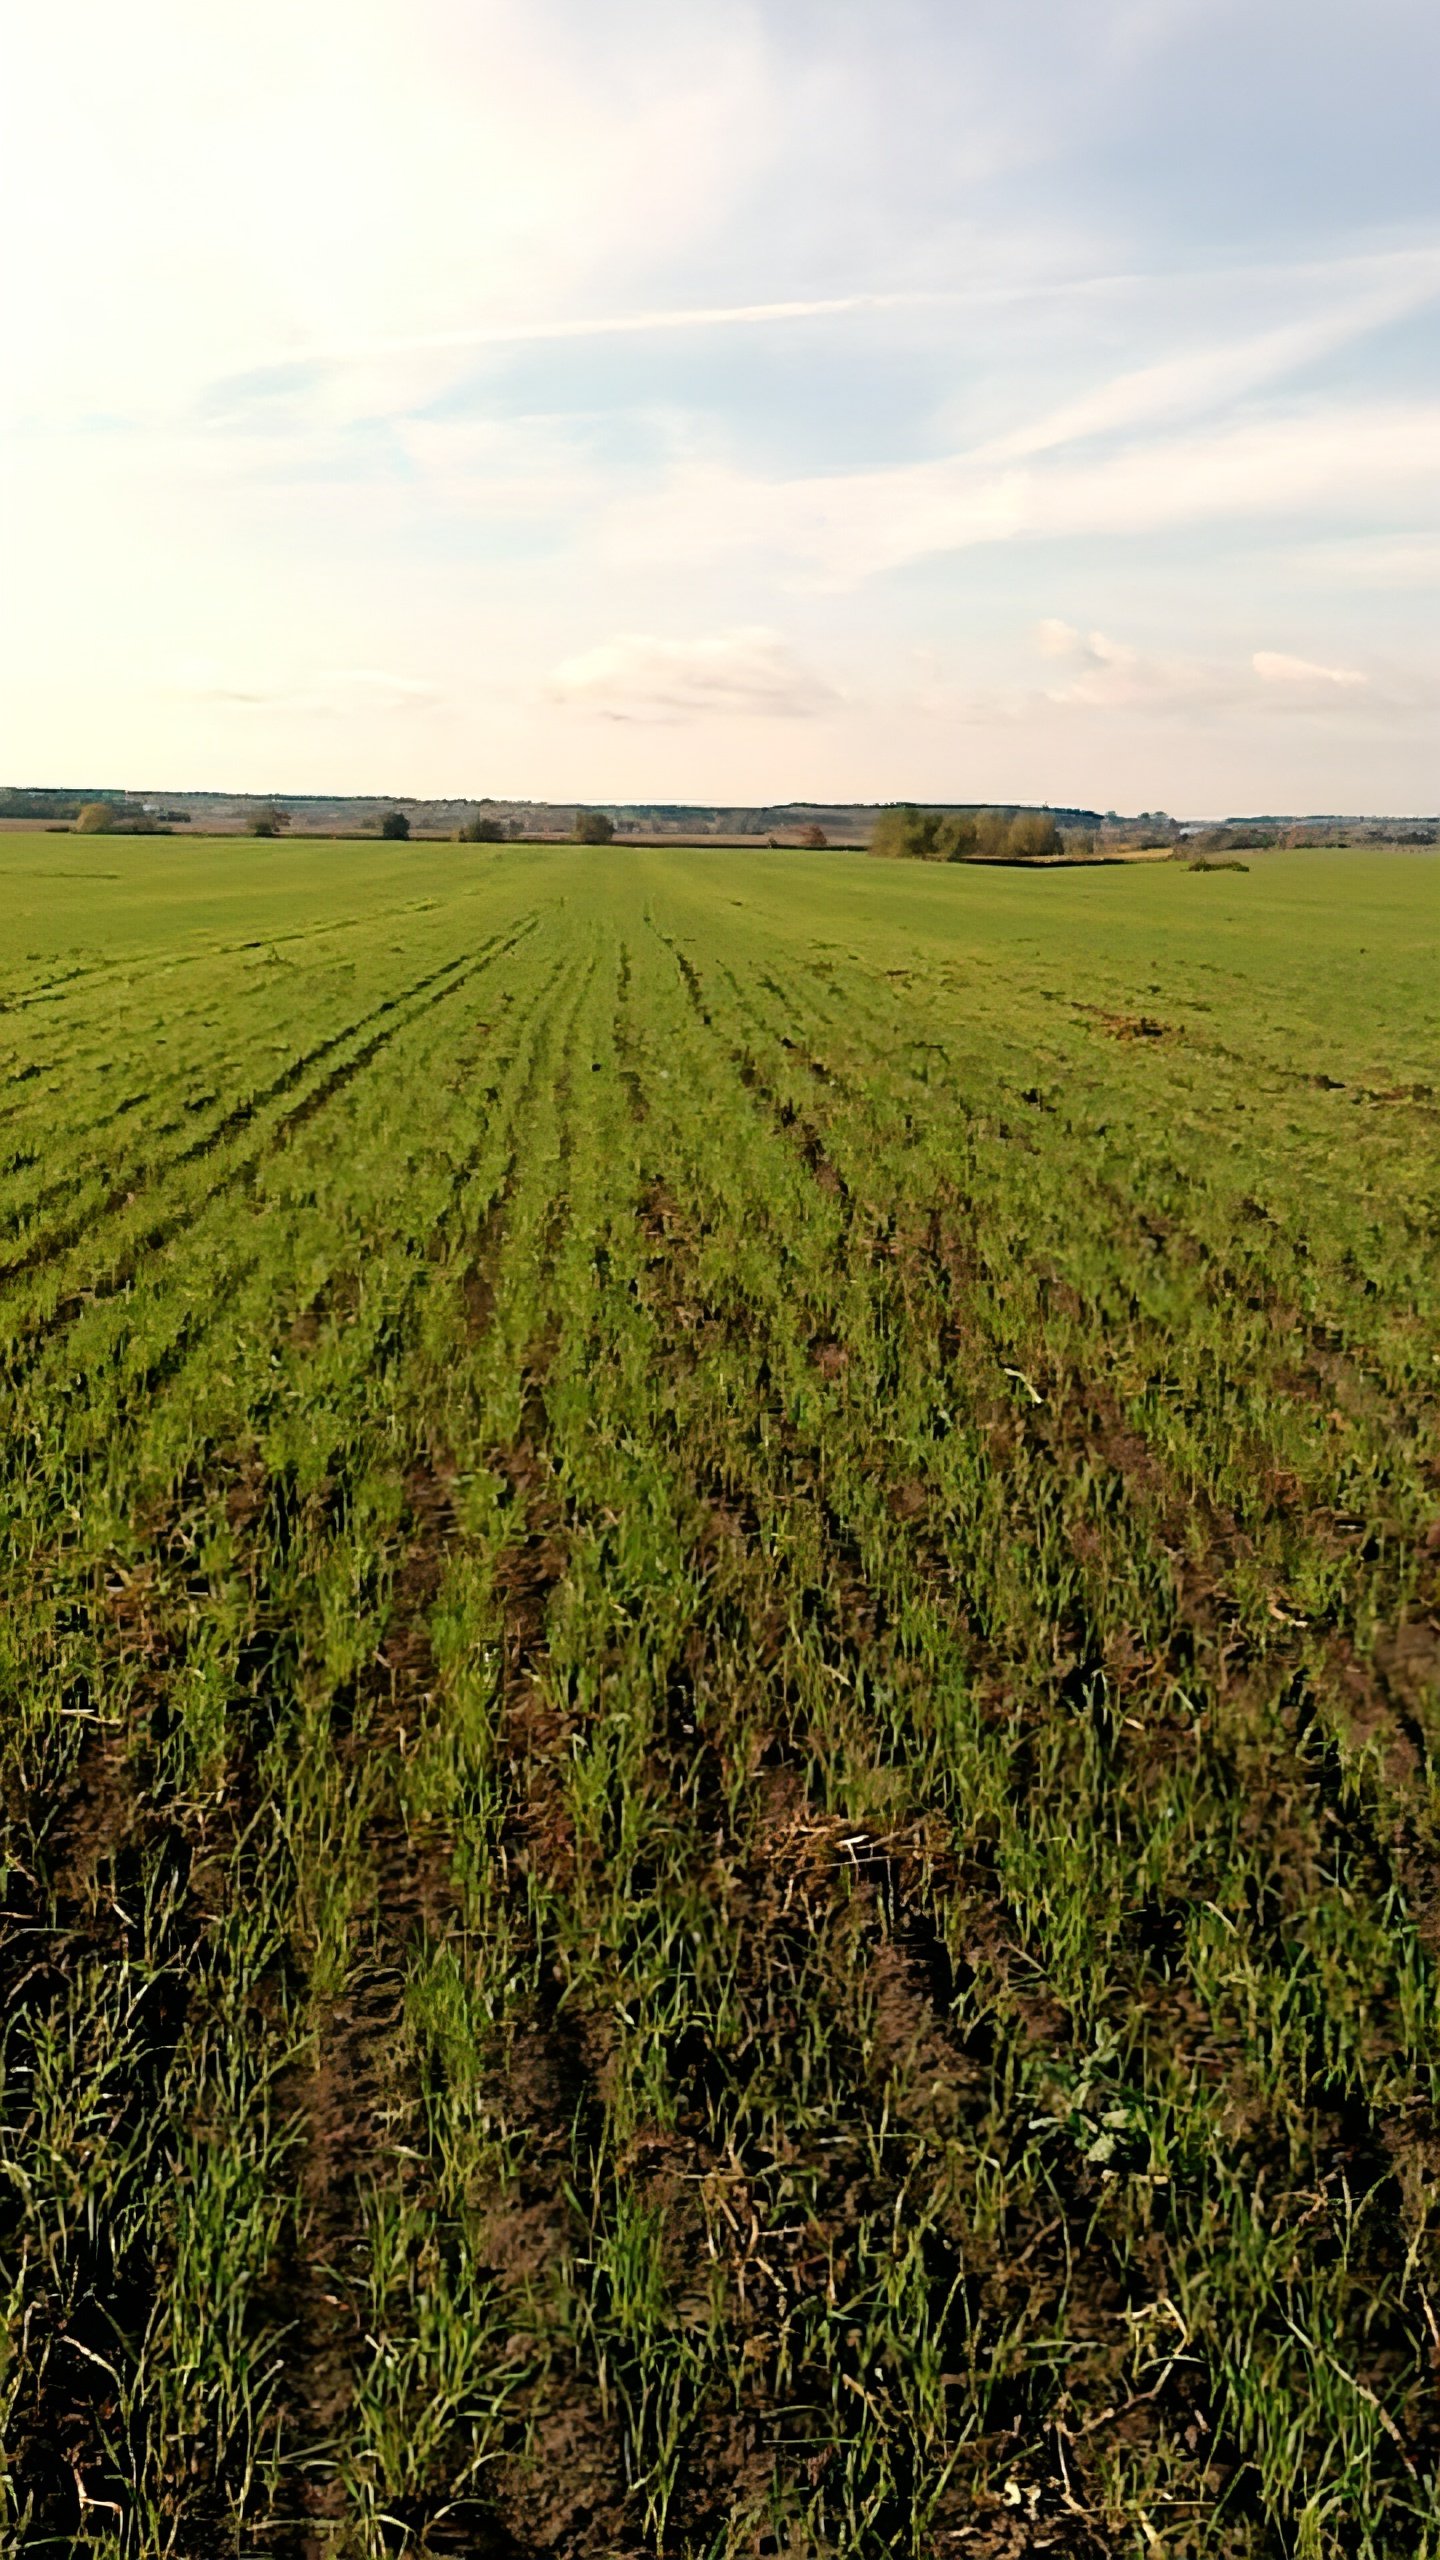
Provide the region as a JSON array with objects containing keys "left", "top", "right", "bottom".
[
  {"left": 73, "top": 800, "right": 190, "bottom": 836},
  {"left": 869, "top": 806, "right": 1087, "bottom": 865}
]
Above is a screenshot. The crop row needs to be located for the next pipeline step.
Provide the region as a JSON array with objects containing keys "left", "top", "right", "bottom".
[{"left": 1, "top": 848, "right": 1435, "bottom": 2556}]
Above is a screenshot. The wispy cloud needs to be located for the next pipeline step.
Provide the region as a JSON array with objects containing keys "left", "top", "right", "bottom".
[
  {"left": 600, "top": 401, "right": 1440, "bottom": 587},
  {"left": 549, "top": 629, "right": 841, "bottom": 723},
  {"left": 1253, "top": 650, "right": 1366, "bottom": 690},
  {"left": 980, "top": 254, "right": 1440, "bottom": 462},
  {"left": 1281, "top": 533, "right": 1440, "bottom": 591},
  {"left": 175, "top": 665, "right": 441, "bottom": 717},
  {"left": 301, "top": 292, "right": 943, "bottom": 370}
]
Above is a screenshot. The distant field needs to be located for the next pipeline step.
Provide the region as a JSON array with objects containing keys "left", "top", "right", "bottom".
[{"left": 2, "top": 835, "right": 1437, "bottom": 2557}]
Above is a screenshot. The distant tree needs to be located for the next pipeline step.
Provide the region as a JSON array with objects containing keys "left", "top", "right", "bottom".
[
  {"left": 870, "top": 806, "right": 939, "bottom": 861},
  {"left": 379, "top": 810, "right": 411, "bottom": 840},
  {"left": 461, "top": 815, "right": 507, "bottom": 843},
  {"left": 798, "top": 823, "right": 828, "bottom": 849},
  {"left": 872, "top": 805, "right": 1076, "bottom": 864},
  {"left": 249, "top": 803, "right": 290, "bottom": 838},
  {"left": 76, "top": 801, "right": 118, "bottom": 834},
  {"left": 968, "top": 810, "right": 1010, "bottom": 860},
  {"left": 939, "top": 813, "right": 979, "bottom": 861},
  {"left": 1007, "top": 811, "right": 1062, "bottom": 860},
  {"left": 574, "top": 810, "right": 615, "bottom": 845}
]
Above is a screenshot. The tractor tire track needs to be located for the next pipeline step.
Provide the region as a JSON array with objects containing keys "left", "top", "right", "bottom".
[
  {"left": 2, "top": 923, "right": 538, "bottom": 1381},
  {"left": 0, "top": 918, "right": 534, "bottom": 1299}
]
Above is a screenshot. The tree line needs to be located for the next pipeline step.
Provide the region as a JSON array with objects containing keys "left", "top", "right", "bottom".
[{"left": 868, "top": 806, "right": 1094, "bottom": 864}]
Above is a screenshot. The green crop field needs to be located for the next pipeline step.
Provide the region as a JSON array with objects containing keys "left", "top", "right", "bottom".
[{"left": 2, "top": 833, "right": 1437, "bottom": 2559}]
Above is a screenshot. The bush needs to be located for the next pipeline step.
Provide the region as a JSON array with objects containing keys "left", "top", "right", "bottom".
[
  {"left": 379, "top": 811, "right": 411, "bottom": 840},
  {"left": 76, "top": 802, "right": 118, "bottom": 834},
  {"left": 461, "top": 816, "right": 507, "bottom": 843},
  {"left": 798, "top": 823, "right": 828, "bottom": 849},
  {"left": 575, "top": 811, "right": 615, "bottom": 845},
  {"left": 249, "top": 804, "right": 290, "bottom": 838}
]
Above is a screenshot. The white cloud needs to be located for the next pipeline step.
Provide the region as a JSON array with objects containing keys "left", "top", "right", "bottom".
[
  {"left": 1026, "top": 627, "right": 1217, "bottom": 716},
  {"left": 1034, "top": 618, "right": 1082, "bottom": 658},
  {"left": 1252, "top": 650, "right": 1366, "bottom": 688},
  {"left": 918, "top": 621, "right": 1415, "bottom": 732},
  {"left": 549, "top": 628, "right": 840, "bottom": 722},
  {"left": 1032, "top": 624, "right": 1140, "bottom": 683}
]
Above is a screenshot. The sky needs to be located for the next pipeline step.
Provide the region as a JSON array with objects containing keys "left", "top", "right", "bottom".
[{"left": 3, "top": 0, "right": 1439, "bottom": 814}]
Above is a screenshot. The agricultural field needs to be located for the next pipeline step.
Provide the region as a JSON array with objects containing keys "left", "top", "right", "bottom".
[{"left": 2, "top": 832, "right": 1438, "bottom": 2560}]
